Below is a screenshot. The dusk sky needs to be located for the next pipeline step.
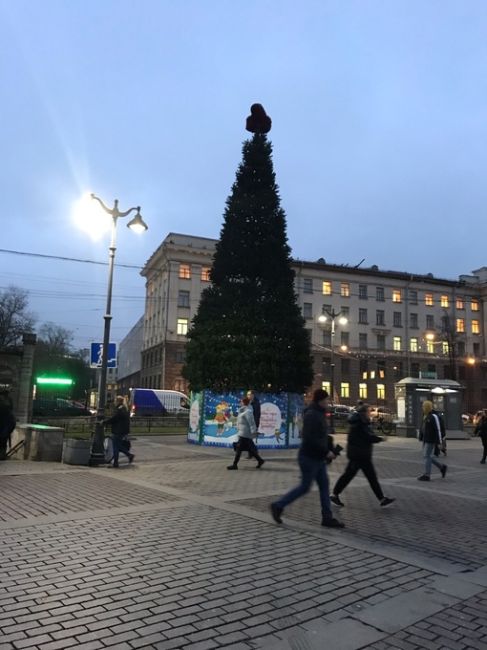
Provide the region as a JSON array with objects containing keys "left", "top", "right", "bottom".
[{"left": 1, "top": 1, "right": 486, "bottom": 350}]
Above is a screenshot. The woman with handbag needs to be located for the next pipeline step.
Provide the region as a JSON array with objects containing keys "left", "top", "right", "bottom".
[{"left": 104, "top": 396, "right": 134, "bottom": 468}]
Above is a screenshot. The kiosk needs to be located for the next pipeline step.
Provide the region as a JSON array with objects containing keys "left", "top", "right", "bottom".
[{"left": 394, "top": 377, "right": 467, "bottom": 438}]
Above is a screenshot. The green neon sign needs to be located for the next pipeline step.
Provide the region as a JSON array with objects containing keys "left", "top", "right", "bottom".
[{"left": 36, "top": 377, "right": 73, "bottom": 386}]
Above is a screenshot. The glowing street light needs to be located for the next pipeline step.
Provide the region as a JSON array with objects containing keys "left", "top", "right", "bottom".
[{"left": 76, "top": 193, "right": 148, "bottom": 465}]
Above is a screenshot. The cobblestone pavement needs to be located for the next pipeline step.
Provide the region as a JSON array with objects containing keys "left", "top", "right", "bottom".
[{"left": 0, "top": 435, "right": 486, "bottom": 649}]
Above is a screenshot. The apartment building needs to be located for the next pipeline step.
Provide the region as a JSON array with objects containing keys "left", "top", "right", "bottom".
[{"left": 138, "top": 233, "right": 487, "bottom": 412}]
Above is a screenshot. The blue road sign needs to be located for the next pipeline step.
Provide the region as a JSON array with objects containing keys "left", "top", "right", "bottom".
[{"left": 90, "top": 342, "right": 117, "bottom": 369}]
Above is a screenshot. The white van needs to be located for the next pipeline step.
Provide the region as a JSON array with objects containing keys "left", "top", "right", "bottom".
[{"left": 129, "top": 389, "right": 189, "bottom": 417}]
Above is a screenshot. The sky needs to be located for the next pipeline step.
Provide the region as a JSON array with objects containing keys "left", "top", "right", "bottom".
[{"left": 1, "top": 0, "right": 487, "bottom": 351}]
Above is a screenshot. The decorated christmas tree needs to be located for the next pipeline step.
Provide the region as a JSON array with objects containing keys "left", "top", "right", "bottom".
[{"left": 183, "top": 105, "right": 313, "bottom": 393}]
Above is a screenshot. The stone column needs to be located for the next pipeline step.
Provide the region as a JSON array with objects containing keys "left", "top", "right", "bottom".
[{"left": 16, "top": 333, "right": 36, "bottom": 423}]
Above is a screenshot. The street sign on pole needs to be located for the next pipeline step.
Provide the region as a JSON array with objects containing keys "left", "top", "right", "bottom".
[{"left": 90, "top": 342, "right": 117, "bottom": 369}]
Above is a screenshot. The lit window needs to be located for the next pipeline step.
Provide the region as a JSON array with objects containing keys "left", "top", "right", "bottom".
[
  {"left": 471, "top": 299, "right": 479, "bottom": 312},
  {"left": 393, "top": 336, "right": 402, "bottom": 351},
  {"left": 179, "top": 264, "right": 191, "bottom": 279},
  {"left": 322, "top": 281, "right": 332, "bottom": 296},
  {"left": 392, "top": 289, "right": 402, "bottom": 303},
  {"left": 177, "top": 318, "right": 189, "bottom": 335},
  {"left": 472, "top": 320, "right": 480, "bottom": 334},
  {"left": 321, "top": 381, "right": 330, "bottom": 394},
  {"left": 425, "top": 293, "right": 433, "bottom": 306},
  {"left": 359, "top": 383, "right": 368, "bottom": 399},
  {"left": 427, "top": 341, "right": 434, "bottom": 354},
  {"left": 340, "top": 382, "right": 350, "bottom": 398},
  {"left": 410, "top": 338, "right": 418, "bottom": 352},
  {"left": 440, "top": 295, "right": 449, "bottom": 308},
  {"left": 377, "top": 384, "right": 385, "bottom": 400},
  {"left": 341, "top": 282, "right": 350, "bottom": 297},
  {"left": 442, "top": 342, "right": 449, "bottom": 355},
  {"left": 456, "top": 297, "right": 464, "bottom": 310},
  {"left": 456, "top": 318, "right": 465, "bottom": 333},
  {"left": 201, "top": 267, "right": 211, "bottom": 282}
]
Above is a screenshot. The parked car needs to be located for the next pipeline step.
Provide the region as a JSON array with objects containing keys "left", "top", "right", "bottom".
[
  {"left": 128, "top": 388, "right": 190, "bottom": 417},
  {"left": 33, "top": 398, "right": 93, "bottom": 417},
  {"left": 330, "top": 404, "right": 353, "bottom": 421},
  {"left": 369, "top": 406, "right": 395, "bottom": 423}
]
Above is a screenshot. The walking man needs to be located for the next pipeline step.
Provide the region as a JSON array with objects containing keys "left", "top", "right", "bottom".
[
  {"left": 418, "top": 400, "right": 447, "bottom": 481},
  {"left": 104, "top": 396, "right": 134, "bottom": 468},
  {"left": 331, "top": 403, "right": 395, "bottom": 508},
  {"left": 270, "top": 389, "right": 344, "bottom": 528}
]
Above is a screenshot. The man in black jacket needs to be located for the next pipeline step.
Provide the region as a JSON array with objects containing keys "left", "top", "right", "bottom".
[
  {"left": 246, "top": 390, "right": 261, "bottom": 459},
  {"left": 418, "top": 400, "right": 447, "bottom": 481},
  {"left": 104, "top": 396, "right": 134, "bottom": 468},
  {"left": 331, "top": 404, "right": 395, "bottom": 507},
  {"left": 270, "top": 389, "right": 344, "bottom": 528}
]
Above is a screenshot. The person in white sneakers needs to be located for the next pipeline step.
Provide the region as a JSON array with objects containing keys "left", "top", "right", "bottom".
[{"left": 418, "top": 400, "right": 447, "bottom": 481}]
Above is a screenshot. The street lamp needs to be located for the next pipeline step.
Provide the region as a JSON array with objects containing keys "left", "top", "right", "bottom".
[
  {"left": 86, "top": 193, "right": 148, "bottom": 465},
  {"left": 317, "top": 309, "right": 348, "bottom": 403}
]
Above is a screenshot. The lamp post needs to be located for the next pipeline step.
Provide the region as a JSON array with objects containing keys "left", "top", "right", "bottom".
[
  {"left": 89, "top": 193, "right": 148, "bottom": 465},
  {"left": 317, "top": 308, "right": 348, "bottom": 404}
]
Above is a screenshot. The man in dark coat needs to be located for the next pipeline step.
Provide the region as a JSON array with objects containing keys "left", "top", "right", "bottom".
[
  {"left": 331, "top": 404, "right": 395, "bottom": 507},
  {"left": 0, "top": 390, "right": 16, "bottom": 461},
  {"left": 270, "top": 389, "right": 344, "bottom": 528},
  {"left": 246, "top": 390, "right": 261, "bottom": 459},
  {"left": 418, "top": 400, "right": 447, "bottom": 481},
  {"left": 104, "top": 396, "right": 134, "bottom": 468}
]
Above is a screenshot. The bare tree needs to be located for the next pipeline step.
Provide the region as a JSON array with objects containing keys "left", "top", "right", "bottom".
[
  {"left": 37, "top": 322, "right": 74, "bottom": 356},
  {"left": 0, "top": 286, "right": 36, "bottom": 348}
]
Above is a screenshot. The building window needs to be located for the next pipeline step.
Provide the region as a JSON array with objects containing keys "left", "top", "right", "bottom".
[
  {"left": 456, "top": 318, "right": 465, "bottom": 333},
  {"left": 377, "top": 384, "right": 386, "bottom": 400},
  {"left": 303, "top": 278, "right": 313, "bottom": 294},
  {"left": 376, "top": 310, "right": 385, "bottom": 326},
  {"left": 425, "top": 293, "right": 434, "bottom": 306},
  {"left": 440, "top": 295, "right": 449, "bottom": 308},
  {"left": 321, "top": 381, "right": 331, "bottom": 394},
  {"left": 393, "top": 336, "right": 402, "bottom": 351},
  {"left": 341, "top": 331, "right": 349, "bottom": 348},
  {"left": 177, "top": 318, "right": 189, "bottom": 335},
  {"left": 377, "top": 360, "right": 386, "bottom": 379},
  {"left": 178, "top": 290, "right": 190, "bottom": 308},
  {"left": 377, "top": 335, "right": 386, "bottom": 351},
  {"left": 359, "top": 333, "right": 368, "bottom": 349},
  {"left": 471, "top": 299, "right": 479, "bottom": 312},
  {"left": 201, "top": 267, "right": 211, "bottom": 281},
  {"left": 409, "top": 289, "right": 418, "bottom": 305},
  {"left": 341, "top": 282, "right": 350, "bottom": 297},
  {"left": 175, "top": 350, "right": 186, "bottom": 363},
  {"left": 359, "top": 308, "right": 368, "bottom": 324},
  {"left": 359, "top": 383, "right": 368, "bottom": 399},
  {"left": 410, "top": 313, "right": 418, "bottom": 329},
  {"left": 341, "top": 358, "right": 350, "bottom": 374},
  {"left": 393, "top": 312, "right": 402, "bottom": 327},
  {"left": 179, "top": 264, "right": 191, "bottom": 280},
  {"left": 442, "top": 341, "right": 449, "bottom": 355},
  {"left": 392, "top": 289, "right": 402, "bottom": 303},
  {"left": 426, "top": 341, "right": 435, "bottom": 354},
  {"left": 456, "top": 297, "right": 464, "bottom": 310},
  {"left": 457, "top": 341, "right": 465, "bottom": 355},
  {"left": 322, "top": 281, "right": 332, "bottom": 296},
  {"left": 411, "top": 363, "right": 420, "bottom": 378},
  {"left": 426, "top": 315, "right": 435, "bottom": 329},
  {"left": 410, "top": 338, "right": 418, "bottom": 352},
  {"left": 303, "top": 303, "right": 313, "bottom": 319},
  {"left": 341, "top": 306, "right": 350, "bottom": 317},
  {"left": 473, "top": 342, "right": 480, "bottom": 356},
  {"left": 340, "top": 382, "right": 350, "bottom": 399},
  {"left": 472, "top": 319, "right": 480, "bottom": 334},
  {"left": 322, "top": 330, "right": 331, "bottom": 347},
  {"left": 359, "top": 284, "right": 368, "bottom": 300},
  {"left": 376, "top": 286, "right": 384, "bottom": 302}
]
